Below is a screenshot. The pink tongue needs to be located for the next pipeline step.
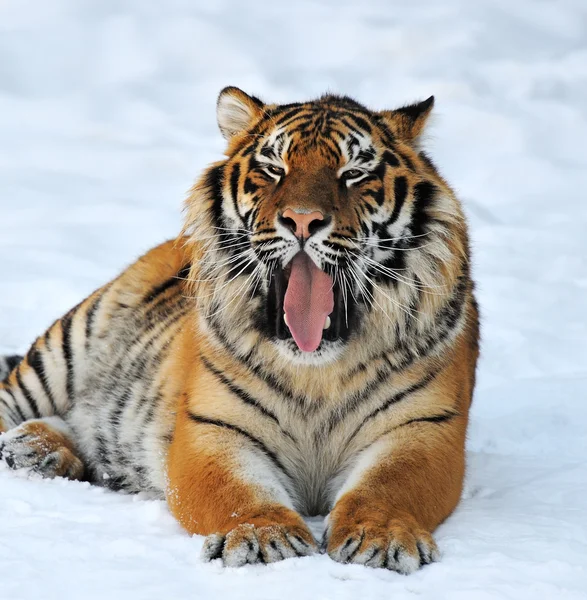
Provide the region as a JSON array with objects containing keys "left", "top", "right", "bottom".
[{"left": 283, "top": 252, "right": 334, "bottom": 352}]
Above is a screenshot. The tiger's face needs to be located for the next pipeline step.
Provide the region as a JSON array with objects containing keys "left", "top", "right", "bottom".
[{"left": 186, "top": 88, "right": 466, "bottom": 366}]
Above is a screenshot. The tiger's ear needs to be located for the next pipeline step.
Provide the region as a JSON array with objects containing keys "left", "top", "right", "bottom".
[
  {"left": 379, "top": 96, "right": 434, "bottom": 145},
  {"left": 217, "top": 86, "right": 266, "bottom": 140}
]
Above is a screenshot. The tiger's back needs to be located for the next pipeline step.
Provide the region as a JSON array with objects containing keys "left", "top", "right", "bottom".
[{"left": 0, "top": 240, "right": 193, "bottom": 493}]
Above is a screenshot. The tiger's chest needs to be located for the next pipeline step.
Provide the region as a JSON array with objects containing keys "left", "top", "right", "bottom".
[
  {"left": 190, "top": 355, "right": 404, "bottom": 516},
  {"left": 244, "top": 395, "right": 385, "bottom": 517},
  {"left": 278, "top": 432, "right": 339, "bottom": 516}
]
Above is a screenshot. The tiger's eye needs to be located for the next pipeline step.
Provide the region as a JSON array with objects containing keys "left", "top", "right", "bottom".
[
  {"left": 342, "top": 169, "right": 364, "bottom": 180},
  {"left": 265, "top": 165, "right": 285, "bottom": 177}
]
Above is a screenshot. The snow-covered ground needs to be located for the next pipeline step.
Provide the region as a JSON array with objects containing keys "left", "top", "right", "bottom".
[{"left": 1, "top": 1, "right": 586, "bottom": 598}]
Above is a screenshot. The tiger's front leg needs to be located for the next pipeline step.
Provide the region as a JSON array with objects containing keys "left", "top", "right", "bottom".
[
  {"left": 166, "top": 403, "right": 317, "bottom": 567},
  {"left": 325, "top": 412, "right": 467, "bottom": 574}
]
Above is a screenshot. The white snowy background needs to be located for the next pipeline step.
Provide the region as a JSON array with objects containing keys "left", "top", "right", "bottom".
[{"left": 1, "top": 1, "right": 586, "bottom": 598}]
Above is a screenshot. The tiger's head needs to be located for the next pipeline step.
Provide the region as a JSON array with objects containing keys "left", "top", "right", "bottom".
[{"left": 185, "top": 87, "right": 468, "bottom": 367}]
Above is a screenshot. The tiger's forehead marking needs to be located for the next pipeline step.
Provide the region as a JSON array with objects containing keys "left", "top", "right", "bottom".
[
  {"left": 259, "top": 128, "right": 291, "bottom": 162},
  {"left": 258, "top": 106, "right": 378, "bottom": 169},
  {"left": 340, "top": 132, "right": 378, "bottom": 166}
]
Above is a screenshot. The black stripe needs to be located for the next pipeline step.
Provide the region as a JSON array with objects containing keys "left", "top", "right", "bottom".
[
  {"left": 142, "top": 263, "right": 191, "bottom": 305},
  {"left": 321, "top": 361, "right": 393, "bottom": 439},
  {"left": 345, "top": 369, "right": 440, "bottom": 445},
  {"left": 274, "top": 115, "right": 314, "bottom": 135},
  {"left": 247, "top": 365, "right": 316, "bottom": 414},
  {"left": 144, "top": 276, "right": 182, "bottom": 304},
  {"left": 206, "top": 314, "right": 317, "bottom": 413},
  {"left": 188, "top": 412, "right": 292, "bottom": 481},
  {"left": 229, "top": 162, "right": 242, "bottom": 220},
  {"left": 252, "top": 227, "right": 277, "bottom": 237},
  {"left": 243, "top": 177, "right": 258, "bottom": 195},
  {"left": 389, "top": 176, "right": 408, "bottom": 224},
  {"left": 354, "top": 408, "right": 459, "bottom": 456},
  {"left": 346, "top": 134, "right": 360, "bottom": 155},
  {"left": 121, "top": 302, "right": 190, "bottom": 375},
  {"left": 392, "top": 270, "right": 468, "bottom": 365},
  {"left": 379, "top": 250, "right": 407, "bottom": 285},
  {"left": 177, "top": 263, "right": 191, "bottom": 281},
  {"left": 382, "top": 151, "right": 400, "bottom": 168},
  {"left": 272, "top": 106, "right": 305, "bottom": 126},
  {"left": 105, "top": 307, "right": 190, "bottom": 464},
  {"left": 410, "top": 180, "right": 437, "bottom": 239},
  {"left": 8, "top": 355, "right": 22, "bottom": 370},
  {"left": 374, "top": 115, "right": 396, "bottom": 146},
  {"left": 399, "top": 410, "right": 458, "bottom": 427},
  {"left": 418, "top": 151, "right": 438, "bottom": 174},
  {"left": 434, "top": 275, "right": 468, "bottom": 334},
  {"left": 0, "top": 392, "right": 22, "bottom": 425},
  {"left": 240, "top": 143, "right": 256, "bottom": 157},
  {"left": 85, "top": 292, "right": 104, "bottom": 350},
  {"left": 342, "top": 349, "right": 399, "bottom": 384},
  {"left": 109, "top": 386, "right": 133, "bottom": 436},
  {"left": 245, "top": 206, "right": 259, "bottom": 231},
  {"left": 361, "top": 200, "right": 376, "bottom": 215},
  {"left": 207, "top": 317, "right": 323, "bottom": 416},
  {"left": 322, "top": 239, "right": 352, "bottom": 253},
  {"left": 60, "top": 314, "right": 75, "bottom": 405},
  {"left": 128, "top": 305, "right": 189, "bottom": 374},
  {"left": 94, "top": 432, "right": 111, "bottom": 466},
  {"left": 5, "top": 355, "right": 23, "bottom": 374},
  {"left": 321, "top": 141, "right": 342, "bottom": 164},
  {"left": 366, "top": 371, "right": 440, "bottom": 423},
  {"left": 133, "top": 343, "right": 179, "bottom": 446},
  {"left": 260, "top": 145, "right": 276, "bottom": 159},
  {"left": 15, "top": 367, "right": 41, "bottom": 418},
  {"left": 344, "top": 114, "right": 373, "bottom": 134},
  {"left": 126, "top": 293, "right": 188, "bottom": 351},
  {"left": 357, "top": 148, "right": 376, "bottom": 163},
  {"left": 397, "top": 151, "right": 415, "bottom": 171},
  {"left": 137, "top": 390, "right": 160, "bottom": 430},
  {"left": 333, "top": 99, "right": 370, "bottom": 113},
  {"left": 1, "top": 387, "right": 26, "bottom": 423},
  {"left": 343, "top": 350, "right": 412, "bottom": 385},
  {"left": 25, "top": 347, "right": 57, "bottom": 414},
  {"left": 206, "top": 165, "right": 226, "bottom": 229},
  {"left": 362, "top": 188, "right": 385, "bottom": 207},
  {"left": 330, "top": 228, "right": 356, "bottom": 238},
  {"left": 200, "top": 356, "right": 295, "bottom": 442}
]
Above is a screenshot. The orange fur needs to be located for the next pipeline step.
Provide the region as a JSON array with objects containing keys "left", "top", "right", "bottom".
[
  {"left": 0, "top": 89, "right": 479, "bottom": 571},
  {"left": 168, "top": 406, "right": 312, "bottom": 539}
]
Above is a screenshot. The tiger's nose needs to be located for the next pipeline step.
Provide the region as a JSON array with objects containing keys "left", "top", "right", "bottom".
[{"left": 279, "top": 209, "right": 332, "bottom": 239}]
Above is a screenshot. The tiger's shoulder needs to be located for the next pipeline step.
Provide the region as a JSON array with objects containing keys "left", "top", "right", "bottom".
[{"left": 106, "top": 238, "right": 193, "bottom": 310}]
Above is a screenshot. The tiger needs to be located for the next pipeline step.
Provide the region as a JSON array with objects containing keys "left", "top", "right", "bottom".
[{"left": 0, "top": 87, "right": 479, "bottom": 573}]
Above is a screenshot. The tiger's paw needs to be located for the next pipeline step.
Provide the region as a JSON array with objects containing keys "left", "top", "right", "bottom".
[
  {"left": 202, "top": 519, "right": 318, "bottom": 567},
  {"left": 325, "top": 512, "right": 439, "bottom": 574},
  {"left": 0, "top": 417, "right": 84, "bottom": 480}
]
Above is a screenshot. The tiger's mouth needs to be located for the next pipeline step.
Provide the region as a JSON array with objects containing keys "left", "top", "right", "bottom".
[{"left": 266, "top": 251, "right": 355, "bottom": 352}]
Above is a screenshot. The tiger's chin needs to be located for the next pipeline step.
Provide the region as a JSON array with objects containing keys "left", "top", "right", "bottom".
[{"left": 272, "top": 337, "right": 346, "bottom": 366}]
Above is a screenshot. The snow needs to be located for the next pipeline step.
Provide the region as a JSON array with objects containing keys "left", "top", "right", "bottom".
[{"left": 1, "top": 0, "right": 587, "bottom": 598}]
